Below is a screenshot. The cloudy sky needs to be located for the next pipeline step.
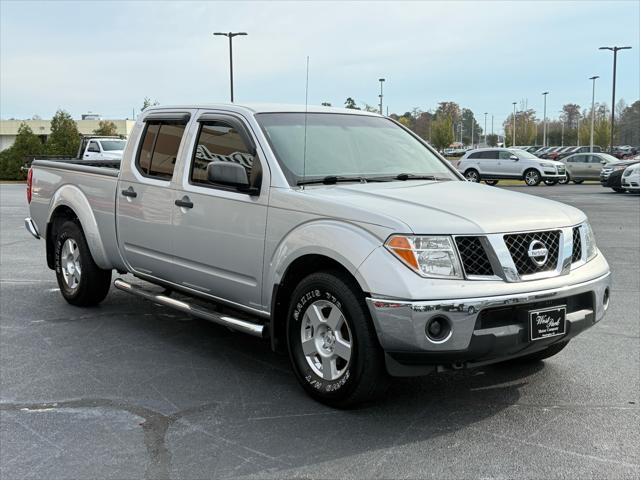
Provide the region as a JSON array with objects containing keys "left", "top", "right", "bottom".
[{"left": 1, "top": 0, "right": 638, "bottom": 125}]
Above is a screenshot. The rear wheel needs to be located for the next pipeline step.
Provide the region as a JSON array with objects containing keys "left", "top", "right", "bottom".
[
  {"left": 484, "top": 180, "right": 499, "bottom": 186},
  {"left": 54, "top": 220, "right": 111, "bottom": 306},
  {"left": 286, "top": 271, "right": 387, "bottom": 407},
  {"left": 523, "top": 169, "right": 541, "bottom": 186},
  {"left": 464, "top": 169, "right": 480, "bottom": 183}
]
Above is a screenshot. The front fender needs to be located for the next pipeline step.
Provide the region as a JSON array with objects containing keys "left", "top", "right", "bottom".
[
  {"left": 264, "top": 219, "right": 389, "bottom": 307},
  {"left": 48, "top": 184, "right": 112, "bottom": 269}
]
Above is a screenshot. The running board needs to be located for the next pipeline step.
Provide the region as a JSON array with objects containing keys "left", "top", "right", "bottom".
[{"left": 113, "top": 278, "right": 265, "bottom": 338}]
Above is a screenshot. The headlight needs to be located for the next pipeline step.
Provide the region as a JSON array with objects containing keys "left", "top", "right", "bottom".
[
  {"left": 584, "top": 222, "right": 598, "bottom": 261},
  {"left": 539, "top": 162, "right": 554, "bottom": 167},
  {"left": 385, "top": 235, "right": 463, "bottom": 278},
  {"left": 614, "top": 165, "right": 627, "bottom": 171}
]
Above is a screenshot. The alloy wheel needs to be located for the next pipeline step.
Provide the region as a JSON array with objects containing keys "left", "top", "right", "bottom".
[{"left": 60, "top": 238, "right": 81, "bottom": 289}]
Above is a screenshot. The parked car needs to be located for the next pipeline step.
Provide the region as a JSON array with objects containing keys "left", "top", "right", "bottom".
[
  {"left": 533, "top": 146, "right": 553, "bottom": 157},
  {"left": 25, "top": 103, "right": 611, "bottom": 407},
  {"left": 600, "top": 156, "right": 640, "bottom": 192},
  {"left": 458, "top": 147, "right": 566, "bottom": 186},
  {"left": 80, "top": 136, "right": 126, "bottom": 161},
  {"left": 539, "top": 146, "right": 563, "bottom": 159},
  {"left": 559, "top": 152, "right": 617, "bottom": 184},
  {"left": 621, "top": 163, "right": 640, "bottom": 193},
  {"left": 556, "top": 145, "right": 602, "bottom": 160}
]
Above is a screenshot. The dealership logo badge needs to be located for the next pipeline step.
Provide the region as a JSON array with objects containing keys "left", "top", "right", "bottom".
[{"left": 527, "top": 240, "right": 549, "bottom": 266}]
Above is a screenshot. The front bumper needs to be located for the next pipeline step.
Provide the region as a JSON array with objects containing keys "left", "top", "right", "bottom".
[
  {"left": 622, "top": 174, "right": 640, "bottom": 190},
  {"left": 366, "top": 270, "right": 611, "bottom": 376}
]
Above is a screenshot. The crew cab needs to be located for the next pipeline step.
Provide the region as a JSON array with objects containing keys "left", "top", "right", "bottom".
[{"left": 25, "top": 104, "right": 611, "bottom": 407}]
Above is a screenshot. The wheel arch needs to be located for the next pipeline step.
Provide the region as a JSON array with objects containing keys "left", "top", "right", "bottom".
[{"left": 46, "top": 185, "right": 111, "bottom": 270}]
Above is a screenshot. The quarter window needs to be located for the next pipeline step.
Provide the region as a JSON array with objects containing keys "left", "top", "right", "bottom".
[
  {"left": 136, "top": 122, "right": 186, "bottom": 180},
  {"left": 190, "top": 122, "right": 258, "bottom": 188}
]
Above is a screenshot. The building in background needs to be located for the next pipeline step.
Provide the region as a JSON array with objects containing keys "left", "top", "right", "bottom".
[{"left": 0, "top": 116, "right": 136, "bottom": 151}]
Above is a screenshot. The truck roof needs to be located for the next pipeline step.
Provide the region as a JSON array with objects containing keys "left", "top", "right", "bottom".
[{"left": 143, "top": 103, "right": 381, "bottom": 116}]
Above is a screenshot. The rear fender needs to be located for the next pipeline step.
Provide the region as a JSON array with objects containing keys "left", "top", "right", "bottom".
[{"left": 48, "top": 184, "right": 112, "bottom": 269}]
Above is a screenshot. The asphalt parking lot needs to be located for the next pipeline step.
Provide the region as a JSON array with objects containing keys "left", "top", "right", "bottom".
[{"left": 1, "top": 183, "right": 639, "bottom": 480}]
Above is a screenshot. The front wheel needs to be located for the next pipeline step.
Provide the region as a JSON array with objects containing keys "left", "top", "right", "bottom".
[
  {"left": 612, "top": 187, "right": 625, "bottom": 193},
  {"left": 464, "top": 169, "right": 480, "bottom": 183},
  {"left": 524, "top": 169, "right": 541, "bottom": 186},
  {"left": 286, "top": 271, "right": 387, "bottom": 407},
  {"left": 484, "top": 180, "right": 499, "bottom": 186},
  {"left": 559, "top": 174, "right": 570, "bottom": 184},
  {"left": 54, "top": 220, "right": 112, "bottom": 306}
]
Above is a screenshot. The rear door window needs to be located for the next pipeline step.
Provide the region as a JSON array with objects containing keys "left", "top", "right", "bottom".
[{"left": 136, "top": 122, "right": 187, "bottom": 180}]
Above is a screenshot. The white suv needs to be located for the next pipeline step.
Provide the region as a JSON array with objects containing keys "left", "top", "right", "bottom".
[{"left": 457, "top": 148, "right": 567, "bottom": 186}]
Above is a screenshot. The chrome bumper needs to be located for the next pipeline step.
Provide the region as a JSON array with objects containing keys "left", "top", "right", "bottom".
[
  {"left": 25, "top": 217, "right": 40, "bottom": 239},
  {"left": 366, "top": 271, "right": 611, "bottom": 359}
]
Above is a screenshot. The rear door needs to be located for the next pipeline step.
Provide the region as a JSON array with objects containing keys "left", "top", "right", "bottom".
[
  {"left": 571, "top": 154, "right": 590, "bottom": 179},
  {"left": 170, "top": 111, "right": 269, "bottom": 311},
  {"left": 478, "top": 150, "right": 500, "bottom": 176},
  {"left": 116, "top": 113, "right": 191, "bottom": 279}
]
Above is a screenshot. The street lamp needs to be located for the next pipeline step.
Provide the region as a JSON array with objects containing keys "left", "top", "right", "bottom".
[
  {"left": 213, "top": 31, "right": 248, "bottom": 102},
  {"left": 378, "top": 78, "right": 385, "bottom": 115},
  {"left": 589, "top": 76, "right": 599, "bottom": 152},
  {"left": 483, "top": 112, "right": 487, "bottom": 146},
  {"left": 542, "top": 92, "right": 549, "bottom": 147},
  {"left": 599, "top": 46, "right": 631, "bottom": 150},
  {"left": 512, "top": 102, "right": 517, "bottom": 147}
]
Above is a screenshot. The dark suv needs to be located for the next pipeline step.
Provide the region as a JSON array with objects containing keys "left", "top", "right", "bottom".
[{"left": 600, "top": 156, "right": 640, "bottom": 192}]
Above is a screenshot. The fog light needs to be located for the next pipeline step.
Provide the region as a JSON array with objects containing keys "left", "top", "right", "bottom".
[{"left": 425, "top": 316, "right": 451, "bottom": 343}]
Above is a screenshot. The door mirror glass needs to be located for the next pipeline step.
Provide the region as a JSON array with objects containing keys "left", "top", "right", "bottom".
[
  {"left": 207, "top": 162, "right": 253, "bottom": 191},
  {"left": 510, "top": 154, "right": 519, "bottom": 161}
]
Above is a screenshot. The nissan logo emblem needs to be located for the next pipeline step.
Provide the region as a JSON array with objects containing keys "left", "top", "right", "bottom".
[{"left": 527, "top": 240, "right": 549, "bottom": 266}]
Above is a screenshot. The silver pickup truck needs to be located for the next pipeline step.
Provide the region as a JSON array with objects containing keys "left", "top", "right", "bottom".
[{"left": 25, "top": 104, "right": 611, "bottom": 407}]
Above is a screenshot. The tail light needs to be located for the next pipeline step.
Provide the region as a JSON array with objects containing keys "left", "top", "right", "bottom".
[{"left": 26, "top": 167, "right": 33, "bottom": 204}]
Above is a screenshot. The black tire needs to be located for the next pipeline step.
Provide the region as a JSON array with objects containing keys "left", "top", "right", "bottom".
[
  {"left": 464, "top": 169, "right": 480, "bottom": 183},
  {"left": 612, "top": 187, "right": 625, "bottom": 193},
  {"left": 54, "top": 220, "right": 111, "bottom": 306},
  {"left": 484, "top": 180, "right": 499, "bottom": 186},
  {"left": 523, "top": 168, "right": 541, "bottom": 186},
  {"left": 286, "top": 271, "right": 387, "bottom": 408},
  {"left": 510, "top": 341, "right": 569, "bottom": 364},
  {"left": 544, "top": 180, "right": 558, "bottom": 186},
  {"left": 559, "top": 173, "right": 570, "bottom": 184},
  {"left": 573, "top": 180, "right": 584, "bottom": 184}
]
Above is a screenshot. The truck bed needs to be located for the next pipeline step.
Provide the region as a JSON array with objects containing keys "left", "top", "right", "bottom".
[{"left": 29, "top": 159, "right": 123, "bottom": 270}]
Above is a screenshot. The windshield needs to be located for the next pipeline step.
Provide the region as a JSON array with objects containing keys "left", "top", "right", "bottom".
[
  {"left": 255, "top": 113, "right": 457, "bottom": 185},
  {"left": 510, "top": 149, "right": 539, "bottom": 159},
  {"left": 100, "top": 140, "right": 126, "bottom": 151}
]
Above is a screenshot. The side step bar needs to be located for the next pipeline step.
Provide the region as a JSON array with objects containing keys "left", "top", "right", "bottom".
[{"left": 113, "top": 278, "right": 265, "bottom": 338}]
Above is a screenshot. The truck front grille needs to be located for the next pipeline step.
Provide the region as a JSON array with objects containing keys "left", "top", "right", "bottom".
[
  {"left": 571, "top": 226, "right": 582, "bottom": 263},
  {"left": 503, "top": 230, "right": 560, "bottom": 275},
  {"left": 455, "top": 236, "right": 494, "bottom": 277}
]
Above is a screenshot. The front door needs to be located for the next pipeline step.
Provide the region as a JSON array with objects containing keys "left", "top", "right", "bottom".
[
  {"left": 116, "top": 118, "right": 189, "bottom": 279},
  {"left": 171, "top": 113, "right": 268, "bottom": 311}
]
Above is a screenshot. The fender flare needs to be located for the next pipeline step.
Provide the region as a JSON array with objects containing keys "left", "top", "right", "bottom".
[
  {"left": 264, "top": 219, "right": 385, "bottom": 308},
  {"left": 47, "top": 184, "right": 112, "bottom": 269}
]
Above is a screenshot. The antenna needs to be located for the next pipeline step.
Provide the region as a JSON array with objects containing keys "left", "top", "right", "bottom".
[{"left": 302, "top": 56, "right": 309, "bottom": 186}]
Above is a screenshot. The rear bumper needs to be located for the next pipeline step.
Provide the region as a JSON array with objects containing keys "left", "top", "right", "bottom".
[{"left": 366, "top": 270, "right": 611, "bottom": 376}]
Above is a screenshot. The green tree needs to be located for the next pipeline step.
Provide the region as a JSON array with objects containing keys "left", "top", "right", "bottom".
[
  {"left": 46, "top": 110, "right": 80, "bottom": 156},
  {"left": 141, "top": 97, "right": 159, "bottom": 111},
  {"left": 344, "top": 97, "right": 359, "bottom": 110},
  {"left": 618, "top": 100, "right": 639, "bottom": 145},
  {"left": 0, "top": 123, "right": 44, "bottom": 180},
  {"left": 486, "top": 134, "right": 498, "bottom": 147},
  {"left": 320, "top": 102, "right": 332, "bottom": 107},
  {"left": 93, "top": 120, "right": 119, "bottom": 136},
  {"left": 362, "top": 103, "right": 379, "bottom": 113},
  {"left": 431, "top": 115, "right": 454, "bottom": 151}
]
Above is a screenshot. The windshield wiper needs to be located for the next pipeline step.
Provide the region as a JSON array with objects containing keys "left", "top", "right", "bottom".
[
  {"left": 297, "top": 176, "right": 388, "bottom": 186},
  {"left": 395, "top": 173, "right": 445, "bottom": 181}
]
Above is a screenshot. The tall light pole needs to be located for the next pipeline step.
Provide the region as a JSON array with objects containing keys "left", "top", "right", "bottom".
[
  {"left": 512, "top": 102, "right": 517, "bottom": 147},
  {"left": 471, "top": 114, "right": 475, "bottom": 148},
  {"left": 483, "top": 112, "right": 487, "bottom": 145},
  {"left": 589, "top": 75, "right": 599, "bottom": 152},
  {"left": 542, "top": 91, "right": 549, "bottom": 147},
  {"left": 378, "top": 78, "right": 385, "bottom": 115},
  {"left": 599, "top": 46, "right": 631, "bottom": 150},
  {"left": 213, "top": 31, "right": 248, "bottom": 102}
]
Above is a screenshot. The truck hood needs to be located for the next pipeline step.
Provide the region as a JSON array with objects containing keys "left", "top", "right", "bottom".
[{"left": 301, "top": 180, "right": 586, "bottom": 234}]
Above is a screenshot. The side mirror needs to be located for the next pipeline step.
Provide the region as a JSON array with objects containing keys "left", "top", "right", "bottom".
[
  {"left": 600, "top": 159, "right": 606, "bottom": 164},
  {"left": 510, "top": 155, "right": 519, "bottom": 161},
  {"left": 207, "top": 162, "right": 258, "bottom": 195}
]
